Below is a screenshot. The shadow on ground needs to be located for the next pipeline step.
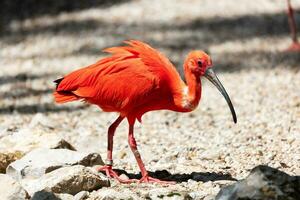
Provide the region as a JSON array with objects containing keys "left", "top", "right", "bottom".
[
  {"left": 3, "top": 10, "right": 298, "bottom": 44},
  {"left": 0, "top": 0, "right": 131, "bottom": 32},
  {"left": 2, "top": 9, "right": 299, "bottom": 72},
  {"left": 111, "top": 169, "right": 236, "bottom": 183},
  {"left": 0, "top": 103, "right": 88, "bottom": 115}
]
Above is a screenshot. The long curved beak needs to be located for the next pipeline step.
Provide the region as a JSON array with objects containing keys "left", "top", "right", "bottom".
[{"left": 204, "top": 67, "right": 237, "bottom": 123}]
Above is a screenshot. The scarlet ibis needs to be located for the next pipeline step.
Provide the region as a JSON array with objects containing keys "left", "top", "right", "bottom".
[
  {"left": 286, "top": 0, "right": 300, "bottom": 52},
  {"left": 54, "top": 40, "right": 237, "bottom": 183}
]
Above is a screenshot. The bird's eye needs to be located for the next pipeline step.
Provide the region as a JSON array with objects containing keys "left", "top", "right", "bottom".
[{"left": 197, "top": 60, "right": 202, "bottom": 68}]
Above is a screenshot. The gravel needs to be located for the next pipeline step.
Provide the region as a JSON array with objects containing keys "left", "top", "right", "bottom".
[{"left": 0, "top": 0, "right": 299, "bottom": 199}]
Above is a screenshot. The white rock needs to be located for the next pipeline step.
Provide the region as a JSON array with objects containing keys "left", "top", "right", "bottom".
[
  {"left": 56, "top": 193, "right": 75, "bottom": 200},
  {"left": 29, "top": 113, "right": 58, "bottom": 129},
  {"left": 74, "top": 191, "right": 89, "bottom": 200},
  {"left": 0, "top": 128, "right": 76, "bottom": 153},
  {"left": 7, "top": 148, "right": 104, "bottom": 180},
  {"left": 23, "top": 165, "right": 109, "bottom": 196},
  {"left": 0, "top": 174, "right": 28, "bottom": 200}
]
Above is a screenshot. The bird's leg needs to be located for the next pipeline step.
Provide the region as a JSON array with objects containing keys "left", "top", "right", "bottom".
[
  {"left": 286, "top": 0, "right": 300, "bottom": 52},
  {"left": 128, "top": 120, "right": 175, "bottom": 184},
  {"left": 97, "top": 116, "right": 134, "bottom": 183}
]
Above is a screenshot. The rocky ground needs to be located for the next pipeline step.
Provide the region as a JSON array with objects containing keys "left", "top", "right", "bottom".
[{"left": 0, "top": 0, "right": 300, "bottom": 199}]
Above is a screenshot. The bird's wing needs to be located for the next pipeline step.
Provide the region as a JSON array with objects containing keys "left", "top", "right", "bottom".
[
  {"left": 54, "top": 40, "right": 181, "bottom": 107},
  {"left": 104, "top": 40, "right": 181, "bottom": 83}
]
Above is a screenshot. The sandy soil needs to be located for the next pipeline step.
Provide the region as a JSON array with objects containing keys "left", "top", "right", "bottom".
[{"left": 0, "top": 0, "right": 300, "bottom": 199}]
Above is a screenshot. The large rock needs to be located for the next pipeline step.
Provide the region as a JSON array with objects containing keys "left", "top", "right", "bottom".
[
  {"left": 0, "top": 174, "right": 28, "bottom": 200},
  {"left": 6, "top": 148, "right": 104, "bottom": 180},
  {"left": 23, "top": 165, "right": 110, "bottom": 196},
  {"left": 216, "top": 165, "right": 300, "bottom": 200}
]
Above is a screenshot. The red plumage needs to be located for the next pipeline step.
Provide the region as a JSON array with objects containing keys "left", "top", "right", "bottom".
[{"left": 54, "top": 40, "right": 184, "bottom": 121}]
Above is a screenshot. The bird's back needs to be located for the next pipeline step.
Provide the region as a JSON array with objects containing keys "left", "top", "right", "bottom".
[{"left": 54, "top": 40, "right": 183, "bottom": 117}]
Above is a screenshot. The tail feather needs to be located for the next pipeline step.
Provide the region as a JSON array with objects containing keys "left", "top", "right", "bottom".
[
  {"left": 53, "top": 77, "right": 81, "bottom": 103},
  {"left": 54, "top": 78, "right": 64, "bottom": 89},
  {"left": 53, "top": 91, "right": 80, "bottom": 103}
]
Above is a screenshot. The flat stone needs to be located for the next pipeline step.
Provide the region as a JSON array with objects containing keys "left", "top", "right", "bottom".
[
  {"left": 6, "top": 148, "right": 104, "bottom": 180},
  {"left": 23, "top": 165, "right": 110, "bottom": 196},
  {"left": 0, "top": 174, "right": 28, "bottom": 200},
  {"left": 216, "top": 165, "right": 300, "bottom": 200}
]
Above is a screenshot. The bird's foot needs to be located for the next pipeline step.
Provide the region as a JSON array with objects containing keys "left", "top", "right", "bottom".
[
  {"left": 97, "top": 165, "right": 137, "bottom": 184},
  {"left": 285, "top": 42, "right": 300, "bottom": 52},
  {"left": 139, "top": 175, "right": 176, "bottom": 184}
]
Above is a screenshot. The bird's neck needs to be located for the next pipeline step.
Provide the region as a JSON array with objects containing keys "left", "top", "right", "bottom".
[{"left": 177, "top": 68, "right": 202, "bottom": 112}]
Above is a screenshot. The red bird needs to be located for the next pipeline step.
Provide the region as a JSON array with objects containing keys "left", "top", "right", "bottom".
[{"left": 54, "top": 40, "right": 237, "bottom": 183}]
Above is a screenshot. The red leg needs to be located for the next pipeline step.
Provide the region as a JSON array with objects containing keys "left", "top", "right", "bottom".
[
  {"left": 286, "top": 0, "right": 300, "bottom": 52},
  {"left": 97, "top": 116, "right": 135, "bottom": 183},
  {"left": 127, "top": 118, "right": 175, "bottom": 184}
]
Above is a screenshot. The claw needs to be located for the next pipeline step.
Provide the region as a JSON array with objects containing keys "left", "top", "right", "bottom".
[
  {"left": 97, "top": 165, "right": 137, "bottom": 184},
  {"left": 286, "top": 42, "right": 300, "bottom": 52},
  {"left": 139, "top": 175, "right": 176, "bottom": 184},
  {"left": 98, "top": 166, "right": 176, "bottom": 184}
]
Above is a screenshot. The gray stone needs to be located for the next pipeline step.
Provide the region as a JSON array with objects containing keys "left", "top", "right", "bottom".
[
  {"left": 31, "top": 188, "right": 74, "bottom": 200},
  {"left": 31, "top": 189, "right": 61, "bottom": 200},
  {"left": 23, "top": 165, "right": 109, "bottom": 196},
  {"left": 216, "top": 165, "right": 300, "bottom": 200},
  {"left": 6, "top": 148, "right": 104, "bottom": 180},
  {"left": 0, "top": 174, "right": 28, "bottom": 200}
]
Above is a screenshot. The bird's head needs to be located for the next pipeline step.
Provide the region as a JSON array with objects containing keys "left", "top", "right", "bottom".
[
  {"left": 185, "top": 51, "right": 212, "bottom": 76},
  {"left": 185, "top": 50, "right": 237, "bottom": 123}
]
